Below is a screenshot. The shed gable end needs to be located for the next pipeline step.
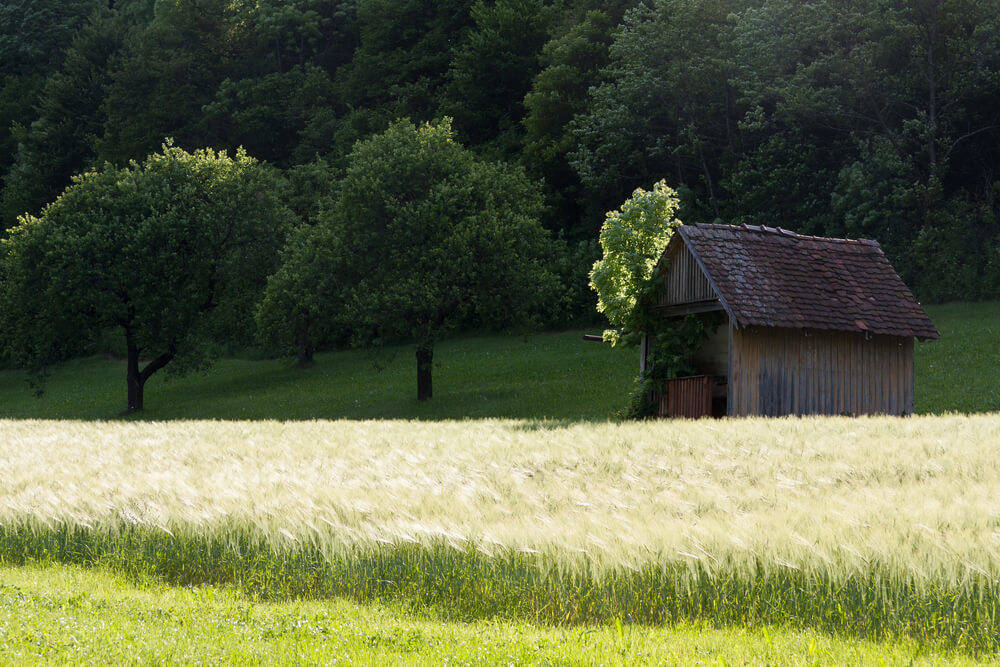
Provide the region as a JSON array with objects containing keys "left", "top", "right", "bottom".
[{"left": 658, "top": 239, "right": 718, "bottom": 307}]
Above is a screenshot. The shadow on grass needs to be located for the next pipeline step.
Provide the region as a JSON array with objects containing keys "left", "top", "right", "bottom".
[
  {"left": 3, "top": 302, "right": 997, "bottom": 421},
  {"left": 1, "top": 524, "right": 994, "bottom": 657},
  {"left": 0, "top": 331, "right": 637, "bottom": 422}
]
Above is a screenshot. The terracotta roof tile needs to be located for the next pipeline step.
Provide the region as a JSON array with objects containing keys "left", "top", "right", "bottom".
[{"left": 676, "top": 224, "right": 940, "bottom": 339}]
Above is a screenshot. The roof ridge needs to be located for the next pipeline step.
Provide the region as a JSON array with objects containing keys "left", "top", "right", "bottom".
[{"left": 689, "top": 222, "right": 878, "bottom": 247}]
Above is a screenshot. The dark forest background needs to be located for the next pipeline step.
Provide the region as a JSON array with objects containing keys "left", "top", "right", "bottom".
[{"left": 3, "top": 0, "right": 1000, "bottom": 312}]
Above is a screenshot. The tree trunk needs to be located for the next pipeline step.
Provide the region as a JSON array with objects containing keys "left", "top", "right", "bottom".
[
  {"left": 123, "top": 331, "right": 175, "bottom": 413},
  {"left": 126, "top": 339, "right": 144, "bottom": 412},
  {"left": 295, "top": 330, "right": 314, "bottom": 368},
  {"left": 416, "top": 343, "right": 433, "bottom": 401}
]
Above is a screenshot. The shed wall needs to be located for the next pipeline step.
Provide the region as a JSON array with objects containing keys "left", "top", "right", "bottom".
[
  {"left": 660, "top": 242, "right": 716, "bottom": 305},
  {"left": 691, "top": 321, "right": 729, "bottom": 376},
  {"left": 729, "top": 327, "right": 914, "bottom": 416}
]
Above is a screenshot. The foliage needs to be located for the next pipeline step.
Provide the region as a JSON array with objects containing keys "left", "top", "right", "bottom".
[
  {"left": 202, "top": 64, "right": 341, "bottom": 168},
  {"left": 263, "top": 118, "right": 556, "bottom": 398},
  {"left": 96, "top": 0, "right": 254, "bottom": 165},
  {"left": 589, "top": 179, "right": 681, "bottom": 345},
  {"left": 281, "top": 157, "right": 340, "bottom": 225},
  {"left": 0, "top": 0, "right": 101, "bottom": 76},
  {"left": 522, "top": 5, "right": 632, "bottom": 236},
  {"left": 443, "top": 0, "right": 552, "bottom": 158},
  {"left": 5, "top": 414, "right": 1000, "bottom": 653},
  {"left": 0, "top": 143, "right": 294, "bottom": 410},
  {"left": 3, "top": 0, "right": 1000, "bottom": 338},
  {"left": 0, "top": 9, "right": 126, "bottom": 227},
  {"left": 571, "top": 0, "right": 736, "bottom": 219},
  {"left": 621, "top": 313, "right": 720, "bottom": 419},
  {"left": 333, "top": 0, "right": 474, "bottom": 130},
  {"left": 255, "top": 222, "right": 350, "bottom": 365}
]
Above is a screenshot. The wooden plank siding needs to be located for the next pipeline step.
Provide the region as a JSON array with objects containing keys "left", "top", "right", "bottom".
[
  {"left": 729, "top": 327, "right": 914, "bottom": 417},
  {"left": 659, "top": 242, "right": 717, "bottom": 306},
  {"left": 656, "top": 376, "right": 717, "bottom": 418}
]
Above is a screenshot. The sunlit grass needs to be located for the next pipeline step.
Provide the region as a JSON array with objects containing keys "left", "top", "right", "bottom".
[
  {"left": 915, "top": 301, "right": 1000, "bottom": 414},
  {"left": 3, "top": 416, "right": 1000, "bottom": 651},
  {"left": 3, "top": 564, "right": 982, "bottom": 665}
]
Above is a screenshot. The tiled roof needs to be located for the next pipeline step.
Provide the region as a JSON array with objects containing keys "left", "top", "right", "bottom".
[{"left": 676, "top": 224, "right": 940, "bottom": 339}]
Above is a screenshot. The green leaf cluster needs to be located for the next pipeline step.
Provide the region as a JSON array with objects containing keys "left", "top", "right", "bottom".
[{"left": 589, "top": 179, "right": 680, "bottom": 345}]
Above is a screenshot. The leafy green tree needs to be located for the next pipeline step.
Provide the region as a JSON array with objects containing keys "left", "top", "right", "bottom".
[
  {"left": 335, "top": 0, "right": 474, "bottom": 123},
  {"left": 443, "top": 0, "right": 552, "bottom": 158},
  {"left": 0, "top": 0, "right": 101, "bottom": 75},
  {"left": 522, "top": 3, "right": 634, "bottom": 235},
  {"left": 256, "top": 222, "right": 348, "bottom": 366},
  {"left": 590, "top": 180, "right": 719, "bottom": 419},
  {"left": 97, "top": 0, "right": 254, "bottom": 164},
  {"left": 0, "top": 144, "right": 294, "bottom": 411},
  {"left": 252, "top": 0, "right": 358, "bottom": 74},
  {"left": 571, "top": 0, "right": 739, "bottom": 220},
  {"left": 1, "top": 10, "right": 126, "bottom": 228},
  {"left": 589, "top": 179, "right": 681, "bottom": 345},
  {"left": 261, "top": 118, "right": 556, "bottom": 399},
  {"left": 282, "top": 157, "right": 340, "bottom": 225},
  {"left": 202, "top": 64, "right": 340, "bottom": 167},
  {"left": 0, "top": 0, "right": 103, "bottom": 184}
]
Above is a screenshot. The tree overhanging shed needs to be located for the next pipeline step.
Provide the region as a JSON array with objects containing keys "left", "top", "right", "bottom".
[{"left": 646, "top": 224, "right": 939, "bottom": 418}]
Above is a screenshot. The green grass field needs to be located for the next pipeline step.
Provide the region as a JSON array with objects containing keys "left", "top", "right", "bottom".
[
  {"left": 0, "top": 565, "right": 983, "bottom": 665},
  {"left": 0, "top": 330, "right": 634, "bottom": 420},
  {"left": 0, "top": 302, "right": 998, "bottom": 664},
  {"left": 1, "top": 302, "right": 997, "bottom": 420}
]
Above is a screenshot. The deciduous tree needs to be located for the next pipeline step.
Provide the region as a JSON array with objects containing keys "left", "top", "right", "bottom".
[
  {"left": 0, "top": 144, "right": 294, "bottom": 411},
  {"left": 261, "top": 119, "right": 555, "bottom": 400}
]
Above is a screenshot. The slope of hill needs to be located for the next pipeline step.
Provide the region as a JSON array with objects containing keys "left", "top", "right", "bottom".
[{"left": 0, "top": 302, "right": 995, "bottom": 419}]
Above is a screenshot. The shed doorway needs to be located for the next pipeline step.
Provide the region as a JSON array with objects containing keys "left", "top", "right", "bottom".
[{"left": 653, "top": 315, "right": 730, "bottom": 419}]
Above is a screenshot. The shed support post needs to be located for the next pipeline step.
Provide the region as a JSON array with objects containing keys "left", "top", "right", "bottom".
[
  {"left": 639, "top": 333, "right": 649, "bottom": 378},
  {"left": 726, "top": 319, "right": 734, "bottom": 417}
]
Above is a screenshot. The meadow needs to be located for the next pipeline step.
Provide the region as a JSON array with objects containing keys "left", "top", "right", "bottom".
[
  {"left": 0, "top": 302, "right": 997, "bottom": 420},
  {"left": 1, "top": 302, "right": 999, "bottom": 662}
]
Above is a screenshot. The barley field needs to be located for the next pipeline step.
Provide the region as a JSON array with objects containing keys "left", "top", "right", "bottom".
[{"left": 4, "top": 415, "right": 1000, "bottom": 651}]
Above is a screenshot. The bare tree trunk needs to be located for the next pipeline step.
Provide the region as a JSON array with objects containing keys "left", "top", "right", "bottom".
[
  {"left": 416, "top": 342, "right": 433, "bottom": 401},
  {"left": 295, "top": 329, "right": 314, "bottom": 368},
  {"left": 126, "top": 338, "right": 144, "bottom": 412}
]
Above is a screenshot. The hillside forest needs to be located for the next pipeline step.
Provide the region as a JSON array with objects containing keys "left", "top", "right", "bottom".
[{"left": 2, "top": 0, "right": 999, "bottom": 377}]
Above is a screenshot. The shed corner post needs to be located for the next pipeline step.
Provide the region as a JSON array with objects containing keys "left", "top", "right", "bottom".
[
  {"left": 639, "top": 332, "right": 649, "bottom": 378},
  {"left": 906, "top": 336, "right": 915, "bottom": 415},
  {"left": 726, "top": 318, "right": 735, "bottom": 417}
]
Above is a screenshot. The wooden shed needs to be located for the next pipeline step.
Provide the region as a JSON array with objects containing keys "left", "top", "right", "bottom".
[{"left": 645, "top": 224, "right": 939, "bottom": 418}]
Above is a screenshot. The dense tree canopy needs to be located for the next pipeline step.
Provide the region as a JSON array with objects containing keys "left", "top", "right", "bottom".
[
  {"left": 0, "top": 144, "right": 294, "bottom": 410},
  {"left": 3, "top": 0, "right": 1000, "bottom": 348}
]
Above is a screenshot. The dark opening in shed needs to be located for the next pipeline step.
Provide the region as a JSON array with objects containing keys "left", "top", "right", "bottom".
[{"left": 644, "top": 224, "right": 939, "bottom": 418}]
